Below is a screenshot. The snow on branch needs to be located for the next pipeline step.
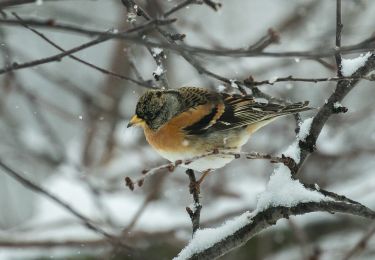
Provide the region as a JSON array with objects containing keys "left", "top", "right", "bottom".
[
  {"left": 341, "top": 52, "right": 372, "bottom": 76},
  {"left": 175, "top": 200, "right": 375, "bottom": 260}
]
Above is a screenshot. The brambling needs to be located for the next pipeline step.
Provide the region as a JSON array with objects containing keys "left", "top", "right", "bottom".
[{"left": 128, "top": 87, "right": 311, "bottom": 176}]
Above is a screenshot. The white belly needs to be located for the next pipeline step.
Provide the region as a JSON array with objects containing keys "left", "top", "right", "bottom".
[{"left": 157, "top": 148, "right": 241, "bottom": 172}]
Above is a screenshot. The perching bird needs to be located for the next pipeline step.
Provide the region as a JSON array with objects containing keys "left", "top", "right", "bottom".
[{"left": 128, "top": 87, "right": 311, "bottom": 180}]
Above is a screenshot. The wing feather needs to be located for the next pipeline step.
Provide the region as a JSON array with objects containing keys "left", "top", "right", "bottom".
[
  {"left": 212, "top": 94, "right": 311, "bottom": 131},
  {"left": 179, "top": 88, "right": 312, "bottom": 135}
]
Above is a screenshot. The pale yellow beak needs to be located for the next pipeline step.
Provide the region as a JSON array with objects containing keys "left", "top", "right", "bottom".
[{"left": 127, "top": 115, "right": 144, "bottom": 128}]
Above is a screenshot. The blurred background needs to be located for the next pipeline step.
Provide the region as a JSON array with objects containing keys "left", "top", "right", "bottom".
[{"left": 0, "top": 0, "right": 375, "bottom": 259}]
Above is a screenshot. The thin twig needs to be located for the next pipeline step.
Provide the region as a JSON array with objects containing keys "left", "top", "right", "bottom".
[
  {"left": 1, "top": 18, "right": 375, "bottom": 59},
  {"left": 0, "top": 0, "right": 60, "bottom": 8},
  {"left": 335, "top": 0, "right": 343, "bottom": 76},
  {"left": 125, "top": 150, "right": 292, "bottom": 190},
  {"left": 0, "top": 16, "right": 176, "bottom": 36},
  {"left": 0, "top": 34, "right": 110, "bottom": 75},
  {"left": 342, "top": 222, "right": 375, "bottom": 260},
  {"left": 164, "top": 0, "right": 202, "bottom": 17},
  {"left": 121, "top": 0, "right": 170, "bottom": 88},
  {"left": 12, "top": 12, "right": 154, "bottom": 88},
  {"left": 185, "top": 169, "right": 202, "bottom": 234},
  {"left": 0, "top": 159, "right": 132, "bottom": 251},
  {"left": 243, "top": 75, "right": 375, "bottom": 87}
]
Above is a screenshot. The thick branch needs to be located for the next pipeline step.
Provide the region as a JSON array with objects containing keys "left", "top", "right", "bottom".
[
  {"left": 298, "top": 55, "right": 375, "bottom": 170},
  {"left": 181, "top": 201, "right": 375, "bottom": 260}
]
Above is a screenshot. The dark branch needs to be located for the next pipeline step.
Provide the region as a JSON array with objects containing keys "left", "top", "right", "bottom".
[
  {"left": 0, "top": 0, "right": 60, "bottom": 9},
  {"left": 180, "top": 201, "right": 375, "bottom": 260},
  {"left": 164, "top": 0, "right": 202, "bottom": 17},
  {"left": 335, "top": 0, "right": 343, "bottom": 76},
  {"left": 342, "top": 222, "right": 375, "bottom": 260},
  {"left": 244, "top": 75, "right": 375, "bottom": 87},
  {"left": 125, "top": 151, "right": 290, "bottom": 190},
  {"left": 298, "top": 54, "right": 375, "bottom": 171},
  {"left": 185, "top": 169, "right": 202, "bottom": 234},
  {"left": 0, "top": 159, "right": 132, "bottom": 251},
  {"left": 0, "top": 34, "right": 110, "bottom": 75},
  {"left": 12, "top": 12, "right": 154, "bottom": 88}
]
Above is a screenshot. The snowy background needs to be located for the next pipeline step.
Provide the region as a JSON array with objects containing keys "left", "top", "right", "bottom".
[{"left": 0, "top": 0, "right": 375, "bottom": 259}]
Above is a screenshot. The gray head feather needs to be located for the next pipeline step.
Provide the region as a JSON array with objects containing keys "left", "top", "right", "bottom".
[{"left": 135, "top": 89, "right": 183, "bottom": 130}]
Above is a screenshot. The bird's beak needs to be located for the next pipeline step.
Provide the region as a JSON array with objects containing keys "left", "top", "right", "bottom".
[{"left": 127, "top": 115, "right": 144, "bottom": 128}]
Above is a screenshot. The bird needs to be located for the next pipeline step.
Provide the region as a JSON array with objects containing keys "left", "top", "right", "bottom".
[{"left": 128, "top": 87, "right": 312, "bottom": 183}]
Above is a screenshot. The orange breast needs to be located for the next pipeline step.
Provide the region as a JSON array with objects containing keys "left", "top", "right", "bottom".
[{"left": 143, "top": 104, "right": 214, "bottom": 152}]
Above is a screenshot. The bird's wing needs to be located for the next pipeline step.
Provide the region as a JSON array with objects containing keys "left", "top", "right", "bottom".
[
  {"left": 177, "top": 87, "right": 223, "bottom": 135},
  {"left": 183, "top": 90, "right": 311, "bottom": 135},
  {"left": 177, "top": 87, "right": 217, "bottom": 108}
]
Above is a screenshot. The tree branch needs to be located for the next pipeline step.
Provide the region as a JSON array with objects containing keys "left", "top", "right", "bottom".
[
  {"left": 12, "top": 12, "right": 154, "bottom": 88},
  {"left": 0, "top": 159, "right": 132, "bottom": 251},
  {"left": 298, "top": 55, "right": 375, "bottom": 171},
  {"left": 335, "top": 0, "right": 343, "bottom": 76},
  {"left": 0, "top": 0, "right": 61, "bottom": 9},
  {"left": 178, "top": 201, "right": 375, "bottom": 260},
  {"left": 342, "top": 222, "right": 375, "bottom": 260},
  {"left": 244, "top": 74, "right": 375, "bottom": 87},
  {"left": 185, "top": 169, "right": 202, "bottom": 234},
  {"left": 125, "top": 150, "right": 290, "bottom": 191}
]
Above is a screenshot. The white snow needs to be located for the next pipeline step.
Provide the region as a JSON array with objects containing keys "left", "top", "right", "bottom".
[
  {"left": 256, "top": 117, "right": 330, "bottom": 211},
  {"left": 256, "top": 164, "right": 330, "bottom": 212},
  {"left": 153, "top": 65, "right": 164, "bottom": 76},
  {"left": 333, "top": 102, "right": 342, "bottom": 109},
  {"left": 174, "top": 211, "right": 253, "bottom": 260},
  {"left": 281, "top": 117, "right": 313, "bottom": 163},
  {"left": 255, "top": 117, "right": 329, "bottom": 211},
  {"left": 152, "top": 48, "right": 163, "bottom": 56},
  {"left": 216, "top": 84, "right": 226, "bottom": 92},
  {"left": 341, "top": 52, "right": 372, "bottom": 76},
  {"left": 282, "top": 141, "right": 300, "bottom": 163},
  {"left": 127, "top": 12, "right": 137, "bottom": 23},
  {"left": 229, "top": 79, "right": 239, "bottom": 89},
  {"left": 297, "top": 117, "right": 313, "bottom": 142}
]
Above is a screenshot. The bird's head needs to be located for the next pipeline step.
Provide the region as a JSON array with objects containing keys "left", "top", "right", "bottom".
[{"left": 127, "top": 89, "right": 182, "bottom": 131}]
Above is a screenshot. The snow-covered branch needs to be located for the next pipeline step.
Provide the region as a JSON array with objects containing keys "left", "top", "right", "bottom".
[
  {"left": 298, "top": 53, "right": 375, "bottom": 171},
  {"left": 175, "top": 200, "right": 375, "bottom": 260}
]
